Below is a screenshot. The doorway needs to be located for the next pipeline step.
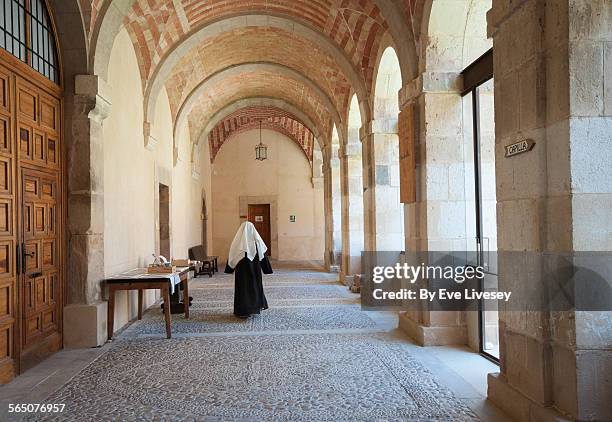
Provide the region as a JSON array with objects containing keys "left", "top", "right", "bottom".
[
  {"left": 247, "top": 204, "right": 271, "bottom": 256},
  {"left": 159, "top": 184, "right": 170, "bottom": 259},
  {"left": 461, "top": 50, "right": 499, "bottom": 361}
]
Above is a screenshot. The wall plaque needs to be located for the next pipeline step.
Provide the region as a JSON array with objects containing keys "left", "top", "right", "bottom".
[{"left": 505, "top": 139, "right": 535, "bottom": 158}]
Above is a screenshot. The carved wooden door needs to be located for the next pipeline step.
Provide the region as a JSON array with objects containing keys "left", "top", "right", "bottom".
[{"left": 15, "top": 75, "right": 62, "bottom": 372}]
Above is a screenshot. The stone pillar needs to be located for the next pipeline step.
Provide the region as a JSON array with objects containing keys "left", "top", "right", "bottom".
[
  {"left": 339, "top": 142, "right": 364, "bottom": 282},
  {"left": 323, "top": 144, "right": 342, "bottom": 272},
  {"left": 362, "top": 118, "right": 404, "bottom": 252},
  {"left": 330, "top": 143, "right": 342, "bottom": 272},
  {"left": 322, "top": 147, "right": 334, "bottom": 271},
  {"left": 398, "top": 72, "right": 469, "bottom": 346},
  {"left": 63, "top": 75, "right": 111, "bottom": 349},
  {"left": 486, "top": 1, "right": 612, "bottom": 420}
]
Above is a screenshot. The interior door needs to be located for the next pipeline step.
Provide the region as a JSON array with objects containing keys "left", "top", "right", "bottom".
[
  {"left": 16, "top": 75, "right": 62, "bottom": 372},
  {"left": 248, "top": 204, "right": 271, "bottom": 256}
]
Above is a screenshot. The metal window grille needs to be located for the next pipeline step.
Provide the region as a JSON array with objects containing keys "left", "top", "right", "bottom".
[{"left": 0, "top": 0, "right": 59, "bottom": 83}]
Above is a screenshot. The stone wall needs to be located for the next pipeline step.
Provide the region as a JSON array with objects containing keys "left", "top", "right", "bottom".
[{"left": 486, "top": 1, "right": 612, "bottom": 420}]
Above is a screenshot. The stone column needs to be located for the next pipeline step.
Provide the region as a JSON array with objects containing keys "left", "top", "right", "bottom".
[
  {"left": 339, "top": 142, "right": 364, "bottom": 282},
  {"left": 486, "top": 1, "right": 612, "bottom": 420},
  {"left": 63, "top": 75, "right": 111, "bottom": 349},
  {"left": 330, "top": 143, "right": 342, "bottom": 272},
  {"left": 398, "top": 72, "right": 469, "bottom": 346},
  {"left": 322, "top": 147, "right": 334, "bottom": 271},
  {"left": 362, "top": 117, "right": 404, "bottom": 252}
]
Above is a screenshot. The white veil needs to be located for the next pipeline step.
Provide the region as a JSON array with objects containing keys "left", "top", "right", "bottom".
[{"left": 227, "top": 221, "right": 268, "bottom": 269}]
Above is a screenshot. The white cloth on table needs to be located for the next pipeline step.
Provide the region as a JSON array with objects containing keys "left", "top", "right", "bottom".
[{"left": 106, "top": 271, "right": 182, "bottom": 294}]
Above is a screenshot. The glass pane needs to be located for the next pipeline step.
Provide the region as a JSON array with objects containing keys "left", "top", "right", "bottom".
[{"left": 476, "top": 77, "right": 499, "bottom": 360}]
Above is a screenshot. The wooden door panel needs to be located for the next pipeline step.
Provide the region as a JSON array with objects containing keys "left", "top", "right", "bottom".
[
  {"left": 0, "top": 325, "right": 11, "bottom": 359},
  {"left": 0, "top": 69, "right": 10, "bottom": 113},
  {"left": 0, "top": 201, "right": 12, "bottom": 237},
  {"left": 18, "top": 125, "right": 32, "bottom": 160},
  {"left": 0, "top": 241, "right": 12, "bottom": 278},
  {"left": 33, "top": 130, "right": 45, "bottom": 164},
  {"left": 16, "top": 85, "right": 37, "bottom": 123},
  {"left": 42, "top": 239, "right": 55, "bottom": 268},
  {"left": 39, "top": 95, "right": 59, "bottom": 134},
  {"left": 46, "top": 136, "right": 57, "bottom": 167},
  {"left": 0, "top": 157, "right": 12, "bottom": 194},
  {"left": 0, "top": 115, "right": 10, "bottom": 153}
]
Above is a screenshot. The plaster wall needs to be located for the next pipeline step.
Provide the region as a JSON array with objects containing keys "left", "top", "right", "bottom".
[
  {"left": 102, "top": 28, "right": 205, "bottom": 334},
  {"left": 211, "top": 129, "right": 324, "bottom": 262}
]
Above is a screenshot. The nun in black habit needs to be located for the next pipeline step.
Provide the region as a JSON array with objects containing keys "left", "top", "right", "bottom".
[{"left": 224, "top": 221, "right": 272, "bottom": 318}]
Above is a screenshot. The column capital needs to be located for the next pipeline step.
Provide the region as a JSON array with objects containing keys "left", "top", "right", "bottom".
[
  {"left": 143, "top": 121, "right": 159, "bottom": 151},
  {"left": 340, "top": 142, "right": 362, "bottom": 158},
  {"left": 74, "top": 74, "right": 112, "bottom": 123},
  {"left": 399, "top": 72, "right": 462, "bottom": 108}
]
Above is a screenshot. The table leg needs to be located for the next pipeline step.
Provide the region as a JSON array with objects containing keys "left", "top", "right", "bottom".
[
  {"left": 183, "top": 278, "right": 190, "bottom": 319},
  {"left": 107, "top": 286, "right": 115, "bottom": 341},
  {"left": 214, "top": 258, "right": 218, "bottom": 272},
  {"left": 137, "top": 289, "right": 143, "bottom": 320},
  {"left": 162, "top": 286, "right": 172, "bottom": 339}
]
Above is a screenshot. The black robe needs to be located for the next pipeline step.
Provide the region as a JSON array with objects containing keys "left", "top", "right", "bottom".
[{"left": 224, "top": 252, "right": 272, "bottom": 317}]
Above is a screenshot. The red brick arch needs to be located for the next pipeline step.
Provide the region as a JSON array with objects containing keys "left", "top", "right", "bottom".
[
  {"left": 183, "top": 68, "right": 334, "bottom": 155},
  {"left": 122, "top": 0, "right": 388, "bottom": 89},
  {"left": 208, "top": 106, "right": 315, "bottom": 163},
  {"left": 163, "top": 26, "right": 352, "bottom": 123}
]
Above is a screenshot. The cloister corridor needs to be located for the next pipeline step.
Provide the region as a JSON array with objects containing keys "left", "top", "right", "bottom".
[
  {"left": 0, "top": 0, "right": 610, "bottom": 420},
  {"left": 0, "top": 263, "right": 509, "bottom": 421}
]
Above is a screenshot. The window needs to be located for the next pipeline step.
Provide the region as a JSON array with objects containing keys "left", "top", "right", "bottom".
[{"left": 0, "top": 0, "right": 59, "bottom": 83}]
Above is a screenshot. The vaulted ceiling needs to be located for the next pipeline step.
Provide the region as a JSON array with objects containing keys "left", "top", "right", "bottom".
[{"left": 85, "top": 0, "right": 423, "bottom": 160}]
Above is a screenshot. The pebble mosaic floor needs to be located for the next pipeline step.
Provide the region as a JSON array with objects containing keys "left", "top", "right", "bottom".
[{"left": 21, "top": 263, "right": 482, "bottom": 421}]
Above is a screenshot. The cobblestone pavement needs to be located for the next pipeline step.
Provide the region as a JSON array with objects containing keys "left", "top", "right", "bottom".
[{"left": 20, "top": 263, "right": 483, "bottom": 421}]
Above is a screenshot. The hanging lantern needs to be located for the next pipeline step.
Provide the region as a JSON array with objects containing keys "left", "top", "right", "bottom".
[{"left": 255, "top": 120, "right": 268, "bottom": 161}]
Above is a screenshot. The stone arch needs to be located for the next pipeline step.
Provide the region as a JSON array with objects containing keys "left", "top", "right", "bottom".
[
  {"left": 371, "top": 0, "right": 419, "bottom": 83},
  {"left": 421, "top": 0, "right": 492, "bottom": 72},
  {"left": 368, "top": 45, "right": 404, "bottom": 251},
  {"left": 173, "top": 62, "right": 342, "bottom": 161},
  {"left": 142, "top": 14, "right": 371, "bottom": 134},
  {"left": 88, "top": 0, "right": 137, "bottom": 81}
]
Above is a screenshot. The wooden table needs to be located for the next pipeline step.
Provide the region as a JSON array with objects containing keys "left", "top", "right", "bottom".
[{"left": 105, "top": 267, "right": 191, "bottom": 340}]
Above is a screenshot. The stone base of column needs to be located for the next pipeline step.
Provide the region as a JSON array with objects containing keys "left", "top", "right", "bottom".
[
  {"left": 488, "top": 373, "right": 568, "bottom": 422},
  {"left": 398, "top": 312, "right": 467, "bottom": 346},
  {"left": 63, "top": 302, "right": 107, "bottom": 348}
]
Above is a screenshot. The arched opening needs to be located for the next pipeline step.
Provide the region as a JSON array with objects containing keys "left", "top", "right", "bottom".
[
  {"left": 341, "top": 94, "right": 364, "bottom": 279},
  {"left": 371, "top": 46, "right": 404, "bottom": 251}
]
